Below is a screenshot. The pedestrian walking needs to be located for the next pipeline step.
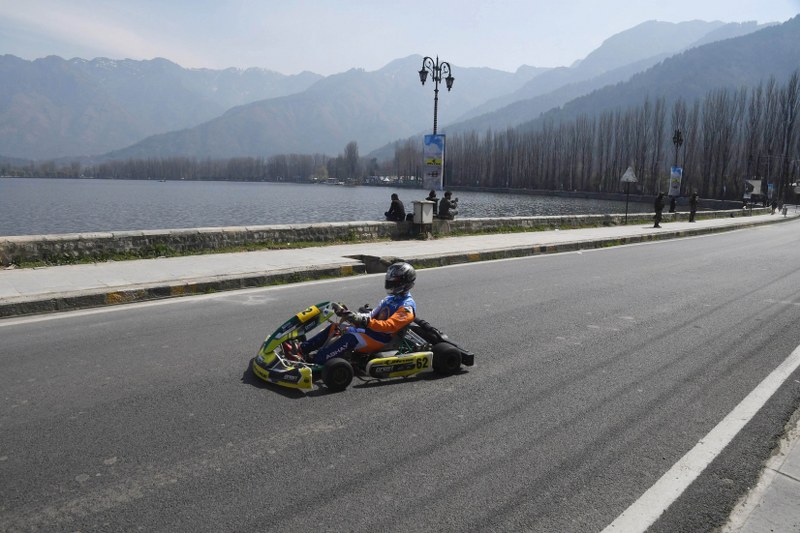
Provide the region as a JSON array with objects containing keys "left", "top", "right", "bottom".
[
  {"left": 653, "top": 193, "right": 665, "bottom": 228},
  {"left": 689, "top": 192, "right": 698, "bottom": 222}
]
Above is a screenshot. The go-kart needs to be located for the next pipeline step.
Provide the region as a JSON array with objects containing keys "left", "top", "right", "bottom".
[{"left": 250, "top": 301, "right": 474, "bottom": 392}]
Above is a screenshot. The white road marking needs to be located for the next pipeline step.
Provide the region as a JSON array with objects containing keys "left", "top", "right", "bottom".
[{"left": 602, "top": 344, "right": 800, "bottom": 532}]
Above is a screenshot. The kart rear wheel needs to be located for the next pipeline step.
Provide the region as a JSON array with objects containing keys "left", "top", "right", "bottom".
[
  {"left": 322, "top": 358, "right": 353, "bottom": 391},
  {"left": 432, "top": 342, "right": 462, "bottom": 375}
]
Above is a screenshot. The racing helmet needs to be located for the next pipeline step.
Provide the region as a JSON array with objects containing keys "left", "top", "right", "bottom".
[{"left": 385, "top": 262, "right": 416, "bottom": 295}]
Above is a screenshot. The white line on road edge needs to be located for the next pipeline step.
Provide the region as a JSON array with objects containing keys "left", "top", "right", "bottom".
[{"left": 602, "top": 344, "right": 800, "bottom": 533}]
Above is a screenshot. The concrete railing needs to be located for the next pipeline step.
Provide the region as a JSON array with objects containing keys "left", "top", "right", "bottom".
[{"left": 0, "top": 207, "right": 769, "bottom": 267}]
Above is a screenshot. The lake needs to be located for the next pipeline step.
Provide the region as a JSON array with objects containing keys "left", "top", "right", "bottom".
[{"left": 0, "top": 178, "right": 648, "bottom": 236}]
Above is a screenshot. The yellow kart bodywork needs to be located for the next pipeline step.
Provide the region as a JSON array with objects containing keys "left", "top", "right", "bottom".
[
  {"left": 365, "top": 351, "right": 434, "bottom": 379},
  {"left": 251, "top": 302, "right": 336, "bottom": 391}
]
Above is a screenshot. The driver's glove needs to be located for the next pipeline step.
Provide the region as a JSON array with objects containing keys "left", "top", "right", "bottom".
[
  {"left": 332, "top": 302, "right": 348, "bottom": 316},
  {"left": 344, "top": 311, "right": 370, "bottom": 328}
]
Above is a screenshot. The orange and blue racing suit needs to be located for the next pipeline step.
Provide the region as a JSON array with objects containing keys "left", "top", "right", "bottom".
[{"left": 300, "top": 293, "right": 416, "bottom": 364}]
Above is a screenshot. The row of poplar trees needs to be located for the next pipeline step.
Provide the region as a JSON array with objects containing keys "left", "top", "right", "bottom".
[{"left": 437, "top": 71, "right": 799, "bottom": 200}]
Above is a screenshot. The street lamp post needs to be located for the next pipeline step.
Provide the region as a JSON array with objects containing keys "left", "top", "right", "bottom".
[
  {"left": 767, "top": 148, "right": 773, "bottom": 206},
  {"left": 418, "top": 56, "right": 454, "bottom": 135},
  {"left": 671, "top": 129, "right": 683, "bottom": 197},
  {"left": 672, "top": 129, "right": 683, "bottom": 167}
]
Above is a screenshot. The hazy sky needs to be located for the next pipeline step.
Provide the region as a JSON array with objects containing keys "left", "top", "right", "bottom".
[{"left": 1, "top": 0, "right": 798, "bottom": 75}]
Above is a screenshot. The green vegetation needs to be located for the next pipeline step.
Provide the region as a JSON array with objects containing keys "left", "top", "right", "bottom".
[{"left": 13, "top": 237, "right": 388, "bottom": 268}]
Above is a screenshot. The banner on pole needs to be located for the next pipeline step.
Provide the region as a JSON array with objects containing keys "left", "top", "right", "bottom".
[
  {"left": 668, "top": 167, "right": 682, "bottom": 197},
  {"left": 423, "top": 134, "right": 445, "bottom": 191},
  {"left": 744, "top": 179, "right": 761, "bottom": 200}
]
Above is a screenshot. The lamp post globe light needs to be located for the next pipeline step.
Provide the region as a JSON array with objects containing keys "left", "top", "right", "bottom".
[{"left": 418, "top": 56, "right": 454, "bottom": 135}]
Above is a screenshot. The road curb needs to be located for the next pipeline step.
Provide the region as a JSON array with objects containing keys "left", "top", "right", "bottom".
[{"left": 0, "top": 263, "right": 364, "bottom": 318}]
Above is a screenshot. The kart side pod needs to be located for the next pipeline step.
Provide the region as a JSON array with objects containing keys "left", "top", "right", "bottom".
[{"left": 365, "top": 351, "right": 434, "bottom": 379}]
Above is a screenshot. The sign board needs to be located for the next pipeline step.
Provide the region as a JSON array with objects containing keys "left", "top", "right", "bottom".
[
  {"left": 423, "top": 134, "right": 445, "bottom": 191},
  {"left": 620, "top": 166, "right": 637, "bottom": 183},
  {"left": 620, "top": 166, "right": 637, "bottom": 224},
  {"left": 668, "top": 166, "right": 682, "bottom": 197}
]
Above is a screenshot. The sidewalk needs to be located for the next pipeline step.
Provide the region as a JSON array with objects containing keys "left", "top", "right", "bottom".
[
  {"left": 722, "top": 412, "right": 800, "bottom": 532},
  {"left": 0, "top": 211, "right": 798, "bottom": 530}
]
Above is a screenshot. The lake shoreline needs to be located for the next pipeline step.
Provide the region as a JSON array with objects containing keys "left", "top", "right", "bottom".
[{"left": 0, "top": 178, "right": 678, "bottom": 237}]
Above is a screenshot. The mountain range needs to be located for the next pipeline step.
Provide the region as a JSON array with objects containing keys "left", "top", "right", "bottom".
[
  {"left": 99, "top": 58, "right": 544, "bottom": 162},
  {"left": 0, "top": 56, "right": 322, "bottom": 160},
  {"left": 0, "top": 17, "right": 794, "bottom": 163},
  {"left": 522, "top": 15, "right": 800, "bottom": 131},
  {"left": 447, "top": 20, "right": 770, "bottom": 132}
]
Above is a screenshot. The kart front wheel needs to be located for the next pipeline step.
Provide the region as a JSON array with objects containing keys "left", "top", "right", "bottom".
[
  {"left": 432, "top": 342, "right": 462, "bottom": 375},
  {"left": 322, "top": 358, "right": 353, "bottom": 391}
]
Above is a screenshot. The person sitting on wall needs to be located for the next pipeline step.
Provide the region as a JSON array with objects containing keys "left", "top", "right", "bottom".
[
  {"left": 385, "top": 193, "right": 405, "bottom": 221},
  {"left": 438, "top": 191, "right": 459, "bottom": 220},
  {"left": 426, "top": 189, "right": 439, "bottom": 216}
]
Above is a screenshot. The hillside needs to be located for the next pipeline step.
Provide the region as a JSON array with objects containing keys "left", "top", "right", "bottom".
[
  {"left": 0, "top": 55, "right": 322, "bottom": 159},
  {"left": 521, "top": 15, "right": 800, "bottom": 130},
  {"left": 449, "top": 21, "right": 771, "bottom": 131},
  {"left": 101, "top": 56, "right": 540, "bottom": 160}
]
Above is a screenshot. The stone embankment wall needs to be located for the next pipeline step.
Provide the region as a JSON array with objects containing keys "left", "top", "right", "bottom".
[{"left": 0, "top": 208, "right": 768, "bottom": 267}]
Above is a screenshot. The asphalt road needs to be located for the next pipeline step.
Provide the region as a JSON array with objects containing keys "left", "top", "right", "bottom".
[{"left": 2, "top": 221, "right": 800, "bottom": 532}]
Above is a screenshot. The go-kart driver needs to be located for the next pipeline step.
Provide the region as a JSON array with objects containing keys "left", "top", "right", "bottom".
[{"left": 283, "top": 262, "right": 417, "bottom": 364}]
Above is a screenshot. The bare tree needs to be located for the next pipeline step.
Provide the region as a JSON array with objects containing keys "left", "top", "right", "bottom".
[
  {"left": 343, "top": 141, "right": 360, "bottom": 181},
  {"left": 778, "top": 70, "right": 800, "bottom": 202},
  {"left": 649, "top": 97, "right": 667, "bottom": 193}
]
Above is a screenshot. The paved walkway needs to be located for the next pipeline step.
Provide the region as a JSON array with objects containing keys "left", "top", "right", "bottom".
[
  {"left": 723, "top": 413, "right": 800, "bottom": 533},
  {"left": 1, "top": 211, "right": 798, "bottom": 531}
]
